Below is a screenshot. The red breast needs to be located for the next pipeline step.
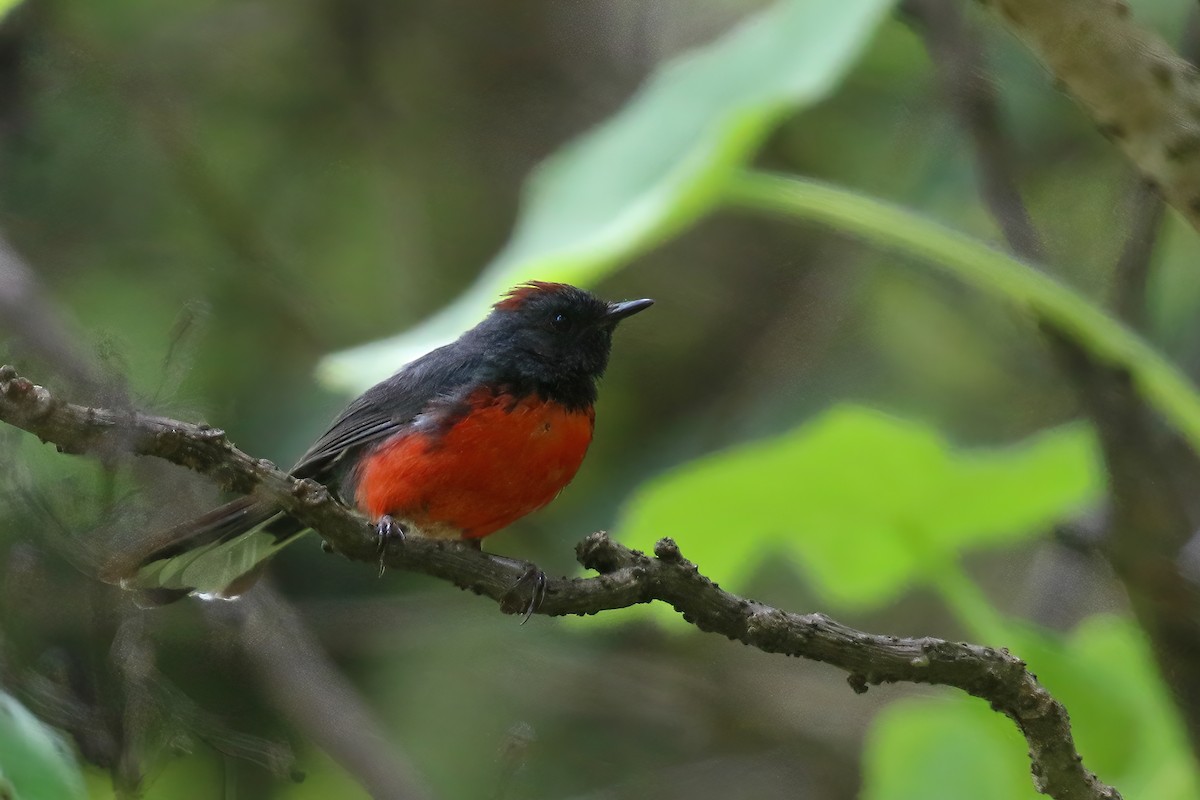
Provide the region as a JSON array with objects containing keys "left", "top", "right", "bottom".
[{"left": 353, "top": 387, "right": 595, "bottom": 539}]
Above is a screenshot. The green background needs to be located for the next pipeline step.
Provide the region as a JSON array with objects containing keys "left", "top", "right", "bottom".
[{"left": 0, "top": 0, "right": 1197, "bottom": 797}]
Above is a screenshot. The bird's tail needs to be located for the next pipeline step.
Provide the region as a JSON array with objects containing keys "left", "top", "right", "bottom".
[{"left": 117, "top": 496, "right": 309, "bottom": 605}]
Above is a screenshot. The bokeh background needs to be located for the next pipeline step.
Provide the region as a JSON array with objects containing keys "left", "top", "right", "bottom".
[{"left": 1, "top": 0, "right": 1199, "bottom": 798}]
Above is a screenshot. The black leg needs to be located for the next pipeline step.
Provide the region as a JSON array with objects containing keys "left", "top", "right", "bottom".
[
  {"left": 374, "top": 515, "right": 406, "bottom": 577},
  {"left": 495, "top": 558, "right": 547, "bottom": 624}
]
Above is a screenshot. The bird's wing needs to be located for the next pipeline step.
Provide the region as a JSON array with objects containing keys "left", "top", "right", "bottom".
[{"left": 291, "top": 342, "right": 485, "bottom": 480}]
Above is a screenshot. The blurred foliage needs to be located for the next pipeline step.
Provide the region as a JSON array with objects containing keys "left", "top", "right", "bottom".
[
  {"left": 0, "top": 691, "right": 86, "bottom": 800},
  {"left": 864, "top": 696, "right": 1039, "bottom": 800},
  {"left": 2, "top": 0, "right": 1199, "bottom": 798},
  {"left": 725, "top": 172, "right": 1200, "bottom": 453}
]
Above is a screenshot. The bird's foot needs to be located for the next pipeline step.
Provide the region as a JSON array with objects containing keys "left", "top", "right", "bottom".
[
  {"left": 374, "top": 515, "right": 406, "bottom": 577},
  {"left": 500, "top": 563, "right": 547, "bottom": 624}
]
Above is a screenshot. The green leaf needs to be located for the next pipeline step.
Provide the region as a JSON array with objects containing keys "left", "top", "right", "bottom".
[
  {"left": 862, "top": 696, "right": 1039, "bottom": 800},
  {"left": 0, "top": 1, "right": 22, "bottom": 22},
  {"left": 617, "top": 405, "right": 1101, "bottom": 610},
  {"left": 318, "top": 0, "right": 897, "bottom": 391},
  {"left": 0, "top": 691, "right": 86, "bottom": 800}
]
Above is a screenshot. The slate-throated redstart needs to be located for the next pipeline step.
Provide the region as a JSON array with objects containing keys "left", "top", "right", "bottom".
[{"left": 121, "top": 282, "right": 652, "bottom": 606}]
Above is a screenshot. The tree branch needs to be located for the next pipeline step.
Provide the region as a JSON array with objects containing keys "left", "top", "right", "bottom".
[
  {"left": 979, "top": 0, "right": 1200, "bottom": 237},
  {"left": 0, "top": 365, "right": 1120, "bottom": 800},
  {"left": 907, "top": 0, "right": 1200, "bottom": 757},
  {"left": 922, "top": 0, "right": 1200, "bottom": 755},
  {"left": 209, "top": 583, "right": 431, "bottom": 800},
  {"left": 0, "top": 224, "right": 430, "bottom": 793}
]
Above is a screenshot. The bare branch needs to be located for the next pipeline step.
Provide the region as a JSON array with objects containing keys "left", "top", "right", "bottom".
[
  {"left": 979, "top": 0, "right": 1200, "bottom": 237},
  {"left": 0, "top": 362, "right": 433, "bottom": 794},
  {"left": 0, "top": 365, "right": 1122, "bottom": 800}
]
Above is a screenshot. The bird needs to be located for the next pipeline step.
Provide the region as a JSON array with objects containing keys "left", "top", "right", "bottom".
[{"left": 119, "top": 281, "right": 653, "bottom": 610}]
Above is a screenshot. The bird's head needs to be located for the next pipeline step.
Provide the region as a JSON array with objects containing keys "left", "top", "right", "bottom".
[{"left": 470, "top": 281, "right": 653, "bottom": 405}]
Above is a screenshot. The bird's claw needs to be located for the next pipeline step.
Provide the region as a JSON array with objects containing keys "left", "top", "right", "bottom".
[
  {"left": 374, "top": 515, "right": 406, "bottom": 577},
  {"left": 501, "top": 564, "right": 547, "bottom": 624}
]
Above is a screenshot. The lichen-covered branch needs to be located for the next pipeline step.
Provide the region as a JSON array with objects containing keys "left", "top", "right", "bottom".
[
  {"left": 0, "top": 365, "right": 1120, "bottom": 800},
  {"left": 979, "top": 0, "right": 1200, "bottom": 236}
]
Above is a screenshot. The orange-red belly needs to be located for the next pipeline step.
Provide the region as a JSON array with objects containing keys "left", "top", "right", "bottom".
[{"left": 354, "top": 390, "right": 595, "bottom": 539}]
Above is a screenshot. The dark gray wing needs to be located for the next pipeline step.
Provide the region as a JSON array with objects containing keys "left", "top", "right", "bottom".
[{"left": 290, "top": 342, "right": 486, "bottom": 481}]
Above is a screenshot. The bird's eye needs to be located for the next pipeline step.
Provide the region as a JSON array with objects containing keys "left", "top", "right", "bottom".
[{"left": 550, "top": 312, "right": 570, "bottom": 331}]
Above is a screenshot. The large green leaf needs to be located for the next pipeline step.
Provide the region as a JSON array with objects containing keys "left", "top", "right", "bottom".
[
  {"left": 318, "top": 0, "right": 897, "bottom": 391},
  {"left": 0, "top": 691, "right": 86, "bottom": 800},
  {"left": 862, "top": 697, "right": 1038, "bottom": 800},
  {"left": 862, "top": 616, "right": 1198, "bottom": 800},
  {"left": 617, "top": 405, "right": 1102, "bottom": 610}
]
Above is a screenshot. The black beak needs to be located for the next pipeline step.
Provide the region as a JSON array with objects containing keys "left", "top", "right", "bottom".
[{"left": 604, "top": 298, "right": 654, "bottom": 325}]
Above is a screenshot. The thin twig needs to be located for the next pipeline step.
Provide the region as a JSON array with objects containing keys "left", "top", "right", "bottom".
[
  {"left": 1109, "top": 180, "right": 1164, "bottom": 329},
  {"left": 0, "top": 237, "right": 112, "bottom": 396},
  {"left": 904, "top": 0, "right": 1045, "bottom": 263},
  {"left": 0, "top": 365, "right": 1121, "bottom": 800},
  {"left": 209, "top": 583, "right": 431, "bottom": 800}
]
